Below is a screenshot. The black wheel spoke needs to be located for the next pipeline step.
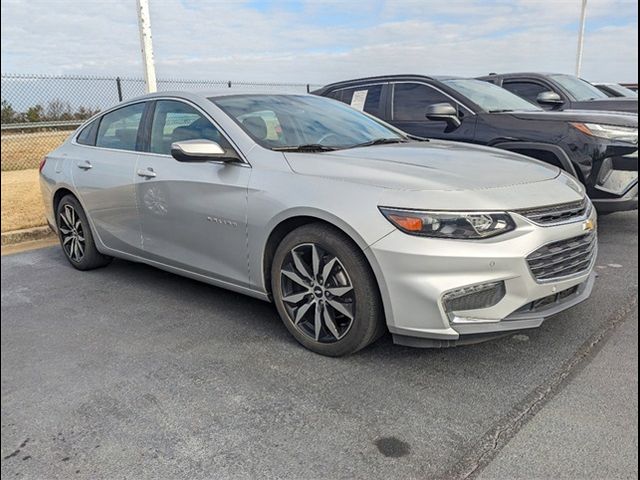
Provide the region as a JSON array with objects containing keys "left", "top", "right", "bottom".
[
  {"left": 280, "top": 243, "right": 355, "bottom": 344},
  {"left": 58, "top": 204, "right": 86, "bottom": 263}
]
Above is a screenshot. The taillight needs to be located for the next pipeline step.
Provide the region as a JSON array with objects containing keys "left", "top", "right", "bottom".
[{"left": 39, "top": 157, "right": 47, "bottom": 173}]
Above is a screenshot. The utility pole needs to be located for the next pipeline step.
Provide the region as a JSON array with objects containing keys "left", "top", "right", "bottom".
[
  {"left": 575, "top": 0, "right": 588, "bottom": 76},
  {"left": 137, "top": 0, "right": 157, "bottom": 93}
]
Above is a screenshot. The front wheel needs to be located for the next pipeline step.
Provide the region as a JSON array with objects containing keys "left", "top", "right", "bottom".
[
  {"left": 56, "top": 195, "right": 113, "bottom": 271},
  {"left": 271, "top": 223, "right": 385, "bottom": 356}
]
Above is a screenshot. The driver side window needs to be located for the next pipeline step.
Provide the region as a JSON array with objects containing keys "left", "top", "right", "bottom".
[
  {"left": 149, "top": 100, "right": 232, "bottom": 155},
  {"left": 392, "top": 83, "right": 450, "bottom": 121}
]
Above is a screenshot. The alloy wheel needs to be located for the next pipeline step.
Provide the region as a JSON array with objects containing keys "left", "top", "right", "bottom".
[
  {"left": 58, "top": 204, "right": 85, "bottom": 262},
  {"left": 280, "top": 243, "right": 355, "bottom": 343}
]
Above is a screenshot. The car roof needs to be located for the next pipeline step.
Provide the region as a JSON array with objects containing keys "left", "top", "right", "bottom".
[
  {"left": 126, "top": 89, "right": 315, "bottom": 102},
  {"left": 315, "top": 74, "right": 471, "bottom": 92}
]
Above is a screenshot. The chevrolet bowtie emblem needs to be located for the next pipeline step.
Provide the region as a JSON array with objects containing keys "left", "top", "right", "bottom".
[{"left": 583, "top": 219, "right": 596, "bottom": 232}]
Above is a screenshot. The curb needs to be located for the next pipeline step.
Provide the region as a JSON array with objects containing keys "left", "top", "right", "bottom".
[{"left": 1, "top": 226, "right": 54, "bottom": 246}]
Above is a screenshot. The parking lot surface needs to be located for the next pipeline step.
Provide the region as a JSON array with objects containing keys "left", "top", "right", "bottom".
[{"left": 1, "top": 211, "right": 638, "bottom": 479}]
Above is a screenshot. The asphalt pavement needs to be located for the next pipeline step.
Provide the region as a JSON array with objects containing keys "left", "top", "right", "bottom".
[{"left": 1, "top": 211, "right": 637, "bottom": 479}]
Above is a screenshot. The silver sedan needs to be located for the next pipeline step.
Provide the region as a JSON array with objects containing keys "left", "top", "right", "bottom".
[{"left": 40, "top": 91, "right": 597, "bottom": 355}]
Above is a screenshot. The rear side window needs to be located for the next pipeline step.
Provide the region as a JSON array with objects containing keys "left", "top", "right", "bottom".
[
  {"left": 502, "top": 81, "right": 548, "bottom": 103},
  {"left": 330, "top": 85, "right": 384, "bottom": 117},
  {"left": 76, "top": 118, "right": 99, "bottom": 146},
  {"left": 392, "top": 83, "right": 450, "bottom": 121},
  {"left": 149, "top": 100, "right": 232, "bottom": 155},
  {"left": 95, "top": 102, "right": 145, "bottom": 151}
]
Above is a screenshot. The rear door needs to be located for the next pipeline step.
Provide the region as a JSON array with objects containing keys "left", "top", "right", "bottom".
[
  {"left": 71, "top": 102, "right": 146, "bottom": 254},
  {"left": 135, "top": 99, "right": 251, "bottom": 286},
  {"left": 389, "top": 82, "right": 476, "bottom": 140}
]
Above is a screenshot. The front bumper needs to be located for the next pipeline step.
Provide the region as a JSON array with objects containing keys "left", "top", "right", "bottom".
[
  {"left": 592, "top": 182, "right": 638, "bottom": 213},
  {"left": 369, "top": 208, "right": 597, "bottom": 346}
]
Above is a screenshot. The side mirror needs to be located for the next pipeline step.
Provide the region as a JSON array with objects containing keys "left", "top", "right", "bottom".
[
  {"left": 171, "top": 139, "right": 227, "bottom": 163},
  {"left": 425, "top": 103, "right": 462, "bottom": 128},
  {"left": 536, "top": 91, "right": 564, "bottom": 106}
]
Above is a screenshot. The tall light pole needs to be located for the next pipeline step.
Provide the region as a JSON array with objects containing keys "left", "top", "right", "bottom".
[
  {"left": 137, "top": 0, "right": 157, "bottom": 93},
  {"left": 575, "top": 0, "right": 588, "bottom": 76}
]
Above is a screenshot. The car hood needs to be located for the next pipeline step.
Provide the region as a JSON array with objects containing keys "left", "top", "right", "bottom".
[
  {"left": 284, "top": 141, "right": 560, "bottom": 192},
  {"left": 573, "top": 97, "right": 638, "bottom": 113},
  {"left": 509, "top": 109, "right": 638, "bottom": 127}
]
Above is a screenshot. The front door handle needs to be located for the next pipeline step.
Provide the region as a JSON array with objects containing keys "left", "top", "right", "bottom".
[
  {"left": 77, "top": 161, "right": 92, "bottom": 170},
  {"left": 137, "top": 168, "right": 156, "bottom": 179}
]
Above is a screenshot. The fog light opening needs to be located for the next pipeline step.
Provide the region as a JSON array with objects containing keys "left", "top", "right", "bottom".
[{"left": 443, "top": 281, "right": 506, "bottom": 321}]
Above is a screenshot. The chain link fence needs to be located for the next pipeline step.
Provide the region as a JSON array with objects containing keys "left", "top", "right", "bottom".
[{"left": 1, "top": 74, "right": 321, "bottom": 171}]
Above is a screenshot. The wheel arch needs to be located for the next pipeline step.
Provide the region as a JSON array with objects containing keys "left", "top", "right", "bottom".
[{"left": 260, "top": 210, "right": 391, "bottom": 326}]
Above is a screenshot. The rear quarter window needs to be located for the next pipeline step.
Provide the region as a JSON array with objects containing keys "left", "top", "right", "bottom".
[{"left": 76, "top": 118, "right": 99, "bottom": 146}]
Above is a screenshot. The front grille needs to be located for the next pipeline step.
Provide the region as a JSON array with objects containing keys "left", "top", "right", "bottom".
[
  {"left": 516, "top": 198, "right": 590, "bottom": 225},
  {"left": 527, "top": 232, "right": 597, "bottom": 282}
]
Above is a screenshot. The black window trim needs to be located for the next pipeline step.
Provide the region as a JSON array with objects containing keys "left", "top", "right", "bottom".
[{"left": 389, "top": 81, "right": 475, "bottom": 122}]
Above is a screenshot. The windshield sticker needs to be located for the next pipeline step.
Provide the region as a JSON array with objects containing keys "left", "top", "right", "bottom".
[{"left": 350, "top": 90, "right": 368, "bottom": 111}]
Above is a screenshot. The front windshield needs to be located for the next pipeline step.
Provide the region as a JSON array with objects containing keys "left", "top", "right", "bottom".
[
  {"left": 211, "top": 94, "right": 404, "bottom": 150},
  {"left": 607, "top": 84, "right": 638, "bottom": 98},
  {"left": 443, "top": 79, "right": 542, "bottom": 112},
  {"left": 549, "top": 74, "right": 609, "bottom": 101}
]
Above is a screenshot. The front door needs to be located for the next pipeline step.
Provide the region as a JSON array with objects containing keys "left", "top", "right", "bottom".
[{"left": 135, "top": 99, "right": 251, "bottom": 286}]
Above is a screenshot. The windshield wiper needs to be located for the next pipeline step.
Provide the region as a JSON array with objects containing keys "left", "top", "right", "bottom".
[
  {"left": 488, "top": 109, "right": 515, "bottom": 113},
  {"left": 348, "top": 137, "right": 409, "bottom": 149},
  {"left": 273, "top": 144, "right": 338, "bottom": 152}
]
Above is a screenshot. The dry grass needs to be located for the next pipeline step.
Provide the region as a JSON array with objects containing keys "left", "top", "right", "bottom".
[
  {"left": 1, "top": 130, "right": 72, "bottom": 171},
  {"left": 1, "top": 169, "right": 47, "bottom": 233}
]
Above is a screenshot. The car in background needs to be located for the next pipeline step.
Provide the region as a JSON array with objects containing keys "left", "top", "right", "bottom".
[
  {"left": 595, "top": 83, "right": 638, "bottom": 98},
  {"left": 313, "top": 75, "right": 638, "bottom": 213},
  {"left": 41, "top": 91, "right": 598, "bottom": 355},
  {"left": 477, "top": 72, "right": 638, "bottom": 114}
]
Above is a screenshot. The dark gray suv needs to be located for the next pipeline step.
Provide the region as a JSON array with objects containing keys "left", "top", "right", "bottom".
[{"left": 478, "top": 72, "right": 638, "bottom": 114}]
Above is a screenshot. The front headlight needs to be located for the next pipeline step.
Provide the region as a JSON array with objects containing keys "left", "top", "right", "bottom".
[
  {"left": 379, "top": 207, "right": 516, "bottom": 239},
  {"left": 571, "top": 122, "right": 638, "bottom": 144}
]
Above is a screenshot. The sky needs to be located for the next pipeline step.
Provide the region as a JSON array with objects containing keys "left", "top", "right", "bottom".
[{"left": 1, "top": 0, "right": 638, "bottom": 84}]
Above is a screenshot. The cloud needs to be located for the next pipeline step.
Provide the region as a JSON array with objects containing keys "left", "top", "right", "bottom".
[{"left": 1, "top": 0, "right": 637, "bottom": 83}]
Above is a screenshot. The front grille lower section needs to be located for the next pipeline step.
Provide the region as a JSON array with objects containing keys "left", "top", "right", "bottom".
[
  {"left": 516, "top": 198, "right": 590, "bottom": 225},
  {"left": 527, "top": 232, "right": 597, "bottom": 282}
]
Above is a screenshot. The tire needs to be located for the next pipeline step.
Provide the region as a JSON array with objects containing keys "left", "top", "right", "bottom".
[
  {"left": 271, "top": 223, "right": 385, "bottom": 356},
  {"left": 56, "top": 194, "right": 113, "bottom": 271}
]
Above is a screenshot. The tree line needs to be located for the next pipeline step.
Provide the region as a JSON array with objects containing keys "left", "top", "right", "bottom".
[{"left": 1, "top": 99, "right": 100, "bottom": 124}]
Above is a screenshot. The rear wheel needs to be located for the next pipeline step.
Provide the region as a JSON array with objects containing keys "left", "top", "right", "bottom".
[
  {"left": 56, "top": 195, "right": 112, "bottom": 270},
  {"left": 271, "top": 223, "right": 385, "bottom": 356}
]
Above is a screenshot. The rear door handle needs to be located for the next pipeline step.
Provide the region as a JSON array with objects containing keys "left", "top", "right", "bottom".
[
  {"left": 77, "top": 161, "right": 92, "bottom": 170},
  {"left": 137, "top": 168, "right": 156, "bottom": 178}
]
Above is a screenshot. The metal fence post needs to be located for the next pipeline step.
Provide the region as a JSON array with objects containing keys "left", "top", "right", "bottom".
[{"left": 116, "top": 76, "right": 123, "bottom": 102}]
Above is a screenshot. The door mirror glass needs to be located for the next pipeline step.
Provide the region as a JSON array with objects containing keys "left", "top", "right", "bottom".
[
  {"left": 171, "top": 139, "right": 227, "bottom": 162},
  {"left": 425, "top": 103, "right": 461, "bottom": 127},
  {"left": 536, "top": 91, "right": 564, "bottom": 105}
]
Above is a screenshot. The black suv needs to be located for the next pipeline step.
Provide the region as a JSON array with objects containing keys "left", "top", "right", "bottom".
[
  {"left": 313, "top": 75, "right": 638, "bottom": 212},
  {"left": 477, "top": 72, "right": 638, "bottom": 113}
]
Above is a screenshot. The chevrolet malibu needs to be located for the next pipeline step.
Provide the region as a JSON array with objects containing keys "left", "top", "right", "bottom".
[{"left": 40, "top": 92, "right": 598, "bottom": 356}]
